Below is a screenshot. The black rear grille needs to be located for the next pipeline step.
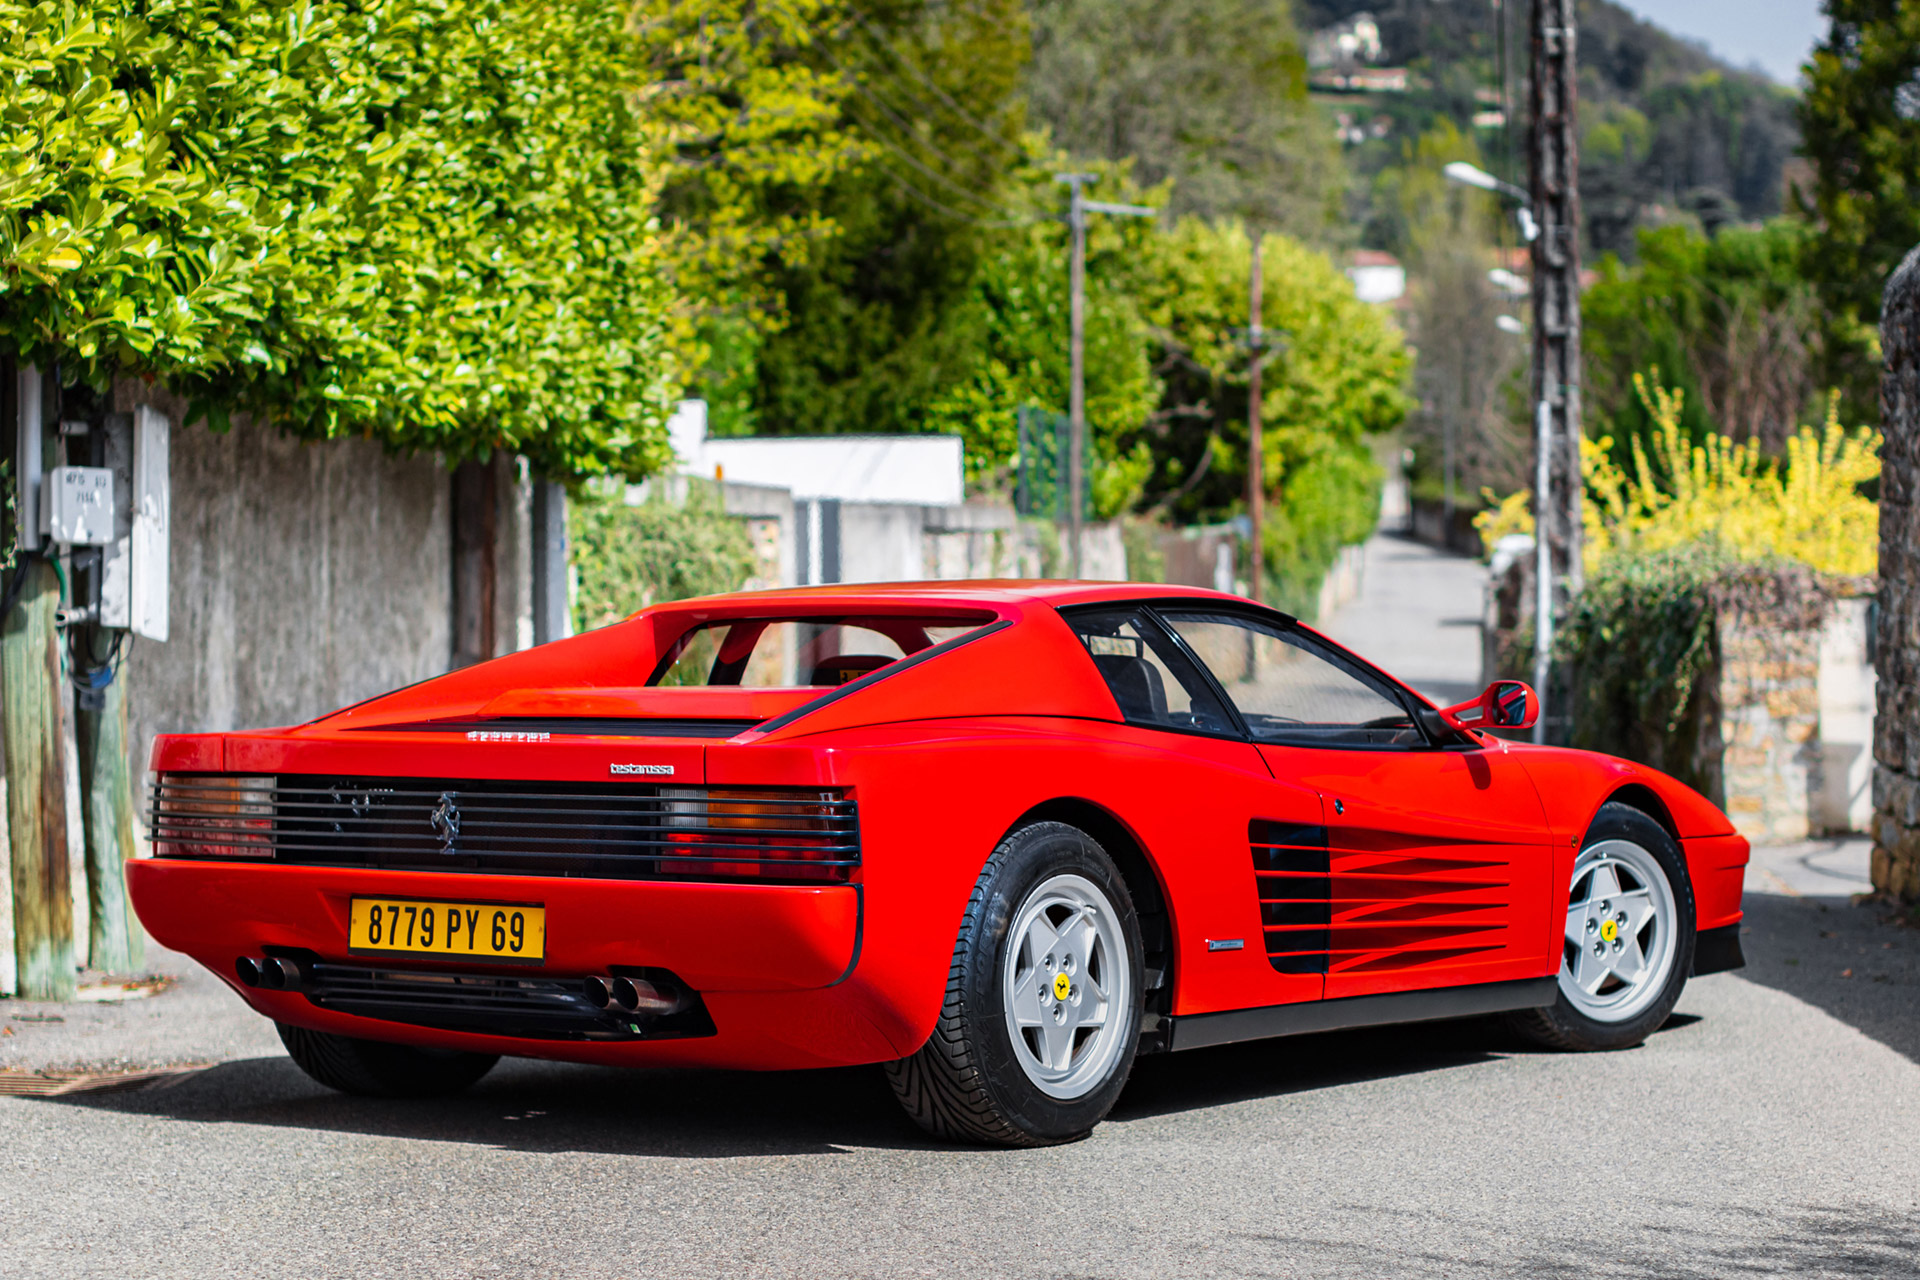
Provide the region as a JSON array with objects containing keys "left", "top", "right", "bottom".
[
  {"left": 295, "top": 958, "right": 715, "bottom": 1041},
  {"left": 150, "top": 775, "right": 858, "bottom": 883},
  {"left": 1251, "top": 819, "right": 1331, "bottom": 975}
]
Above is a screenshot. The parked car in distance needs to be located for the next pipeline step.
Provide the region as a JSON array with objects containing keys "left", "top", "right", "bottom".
[{"left": 131, "top": 582, "right": 1748, "bottom": 1145}]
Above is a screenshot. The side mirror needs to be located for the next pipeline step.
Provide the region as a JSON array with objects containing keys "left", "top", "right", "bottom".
[{"left": 1439, "top": 680, "right": 1538, "bottom": 733}]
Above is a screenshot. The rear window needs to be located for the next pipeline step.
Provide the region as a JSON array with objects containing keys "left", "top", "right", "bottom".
[{"left": 648, "top": 614, "right": 994, "bottom": 687}]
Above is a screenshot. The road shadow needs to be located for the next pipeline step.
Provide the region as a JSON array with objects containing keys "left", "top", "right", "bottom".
[
  {"left": 1735, "top": 891, "right": 1920, "bottom": 1064},
  {"left": 1233, "top": 1199, "right": 1920, "bottom": 1278},
  {"left": 45, "top": 1009, "right": 1619, "bottom": 1158}
]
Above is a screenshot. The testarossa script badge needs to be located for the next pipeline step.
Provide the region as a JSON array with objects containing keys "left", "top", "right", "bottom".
[{"left": 610, "top": 763, "right": 675, "bottom": 776}]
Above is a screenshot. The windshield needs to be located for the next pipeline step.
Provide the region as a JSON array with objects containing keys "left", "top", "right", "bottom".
[{"left": 648, "top": 614, "right": 994, "bottom": 687}]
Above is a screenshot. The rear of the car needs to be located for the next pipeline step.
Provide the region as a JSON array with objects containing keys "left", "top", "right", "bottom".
[{"left": 128, "top": 591, "right": 1036, "bottom": 1074}]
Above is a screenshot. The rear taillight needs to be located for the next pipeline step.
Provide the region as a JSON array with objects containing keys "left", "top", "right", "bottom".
[
  {"left": 152, "top": 775, "right": 276, "bottom": 859},
  {"left": 658, "top": 787, "right": 851, "bottom": 882}
]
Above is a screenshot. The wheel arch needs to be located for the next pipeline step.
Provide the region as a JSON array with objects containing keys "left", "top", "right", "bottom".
[
  {"left": 1003, "top": 797, "right": 1175, "bottom": 1047},
  {"left": 1598, "top": 783, "right": 1679, "bottom": 843}
]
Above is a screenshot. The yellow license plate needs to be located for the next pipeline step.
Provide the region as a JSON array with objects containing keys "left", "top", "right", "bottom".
[{"left": 348, "top": 897, "right": 545, "bottom": 963}]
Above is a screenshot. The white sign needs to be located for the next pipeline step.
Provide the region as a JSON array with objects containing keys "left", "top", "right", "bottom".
[
  {"left": 130, "top": 406, "right": 169, "bottom": 642},
  {"left": 46, "top": 466, "right": 114, "bottom": 545}
]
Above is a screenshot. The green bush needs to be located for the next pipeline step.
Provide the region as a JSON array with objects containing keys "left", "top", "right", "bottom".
[
  {"left": 0, "top": 0, "right": 697, "bottom": 478},
  {"left": 569, "top": 483, "right": 758, "bottom": 634}
]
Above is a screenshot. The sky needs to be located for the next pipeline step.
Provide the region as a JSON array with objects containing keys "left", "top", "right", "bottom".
[{"left": 1611, "top": 0, "right": 1827, "bottom": 86}]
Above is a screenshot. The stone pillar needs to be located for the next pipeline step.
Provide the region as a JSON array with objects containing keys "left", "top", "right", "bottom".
[{"left": 1871, "top": 245, "right": 1920, "bottom": 900}]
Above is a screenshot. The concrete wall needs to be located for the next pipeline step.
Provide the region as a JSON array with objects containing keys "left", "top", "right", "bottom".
[
  {"left": 113, "top": 384, "right": 458, "bottom": 788},
  {"left": 1816, "top": 597, "right": 1876, "bottom": 834}
]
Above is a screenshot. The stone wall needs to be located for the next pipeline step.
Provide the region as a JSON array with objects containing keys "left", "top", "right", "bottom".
[
  {"left": 1872, "top": 244, "right": 1920, "bottom": 899},
  {"left": 1714, "top": 620, "right": 1822, "bottom": 844},
  {"left": 113, "top": 383, "right": 465, "bottom": 790}
]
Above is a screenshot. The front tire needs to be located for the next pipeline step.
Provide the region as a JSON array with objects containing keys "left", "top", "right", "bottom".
[
  {"left": 277, "top": 1023, "right": 499, "bottom": 1098},
  {"left": 1509, "top": 802, "right": 1696, "bottom": 1051},
  {"left": 885, "top": 822, "right": 1144, "bottom": 1146}
]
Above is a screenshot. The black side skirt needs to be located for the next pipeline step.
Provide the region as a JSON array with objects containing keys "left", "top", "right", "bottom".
[
  {"left": 1167, "top": 976, "right": 1559, "bottom": 1053},
  {"left": 1691, "top": 922, "right": 1746, "bottom": 976}
]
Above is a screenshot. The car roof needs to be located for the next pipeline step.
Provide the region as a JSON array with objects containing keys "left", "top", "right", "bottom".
[{"left": 637, "top": 580, "right": 1254, "bottom": 616}]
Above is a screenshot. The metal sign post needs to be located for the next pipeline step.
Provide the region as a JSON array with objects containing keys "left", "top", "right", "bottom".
[{"left": 1053, "top": 175, "right": 1157, "bottom": 578}]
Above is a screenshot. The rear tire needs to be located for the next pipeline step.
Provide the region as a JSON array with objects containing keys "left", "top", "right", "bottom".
[
  {"left": 277, "top": 1023, "right": 499, "bottom": 1098},
  {"left": 885, "top": 821, "right": 1144, "bottom": 1146},
  {"left": 1508, "top": 802, "right": 1696, "bottom": 1051}
]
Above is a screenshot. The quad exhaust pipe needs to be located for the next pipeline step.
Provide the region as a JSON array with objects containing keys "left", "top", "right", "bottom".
[
  {"left": 234, "top": 955, "right": 304, "bottom": 991},
  {"left": 582, "top": 973, "right": 686, "bottom": 1015}
]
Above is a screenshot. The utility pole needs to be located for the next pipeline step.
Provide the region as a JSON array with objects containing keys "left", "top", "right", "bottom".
[
  {"left": 1528, "top": 0, "right": 1583, "bottom": 743},
  {"left": 1245, "top": 229, "right": 1269, "bottom": 603},
  {"left": 1054, "top": 174, "right": 1156, "bottom": 578}
]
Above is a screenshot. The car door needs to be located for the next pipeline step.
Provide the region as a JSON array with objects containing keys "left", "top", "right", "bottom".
[
  {"left": 1061, "top": 605, "right": 1327, "bottom": 1012},
  {"left": 1153, "top": 607, "right": 1556, "bottom": 1001}
]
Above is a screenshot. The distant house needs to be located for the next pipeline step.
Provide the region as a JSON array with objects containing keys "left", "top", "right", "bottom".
[
  {"left": 1346, "top": 250, "right": 1407, "bottom": 305},
  {"left": 1307, "top": 12, "right": 1383, "bottom": 68},
  {"left": 1307, "top": 12, "right": 1407, "bottom": 94}
]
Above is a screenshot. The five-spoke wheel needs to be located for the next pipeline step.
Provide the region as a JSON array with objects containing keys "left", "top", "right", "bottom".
[
  {"left": 885, "top": 822, "right": 1144, "bottom": 1146},
  {"left": 1002, "top": 873, "right": 1133, "bottom": 1100},
  {"left": 1510, "top": 802, "right": 1696, "bottom": 1051}
]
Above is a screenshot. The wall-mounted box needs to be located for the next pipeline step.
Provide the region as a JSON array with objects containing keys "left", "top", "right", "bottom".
[{"left": 45, "top": 465, "right": 115, "bottom": 546}]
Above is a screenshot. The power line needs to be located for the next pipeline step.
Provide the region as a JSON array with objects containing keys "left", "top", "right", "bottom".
[
  {"left": 830, "top": 65, "right": 1036, "bottom": 223},
  {"left": 843, "top": 11, "right": 1030, "bottom": 161}
]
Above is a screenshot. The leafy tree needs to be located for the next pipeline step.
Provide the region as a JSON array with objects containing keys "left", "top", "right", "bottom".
[
  {"left": 921, "top": 171, "right": 1163, "bottom": 515},
  {"left": 1584, "top": 219, "right": 1824, "bottom": 458},
  {"left": 1119, "top": 218, "right": 1412, "bottom": 609},
  {"left": 1800, "top": 0, "right": 1920, "bottom": 407},
  {"left": 738, "top": 0, "right": 1038, "bottom": 440},
  {"left": 1027, "top": 0, "right": 1339, "bottom": 237}
]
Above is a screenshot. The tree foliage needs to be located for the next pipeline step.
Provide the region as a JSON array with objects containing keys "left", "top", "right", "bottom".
[
  {"left": 1027, "top": 0, "right": 1338, "bottom": 237},
  {"left": 1477, "top": 372, "right": 1881, "bottom": 580},
  {"left": 735, "top": 0, "right": 1038, "bottom": 441},
  {"left": 569, "top": 481, "right": 759, "bottom": 632},
  {"left": 0, "top": 0, "right": 852, "bottom": 479},
  {"left": 1800, "top": 0, "right": 1920, "bottom": 405},
  {"left": 1584, "top": 219, "right": 1825, "bottom": 458}
]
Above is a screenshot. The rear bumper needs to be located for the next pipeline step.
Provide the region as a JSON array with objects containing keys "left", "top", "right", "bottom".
[{"left": 128, "top": 859, "right": 902, "bottom": 1070}]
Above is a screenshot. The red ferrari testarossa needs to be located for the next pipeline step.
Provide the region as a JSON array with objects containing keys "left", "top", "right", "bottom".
[{"left": 132, "top": 582, "right": 1747, "bottom": 1145}]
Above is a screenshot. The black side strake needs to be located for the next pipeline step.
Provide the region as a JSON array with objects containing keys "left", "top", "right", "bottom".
[{"left": 1250, "top": 819, "right": 1332, "bottom": 975}]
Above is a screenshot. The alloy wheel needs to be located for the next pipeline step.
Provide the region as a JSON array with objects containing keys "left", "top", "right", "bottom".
[
  {"left": 1560, "top": 838, "right": 1680, "bottom": 1023},
  {"left": 1001, "top": 873, "right": 1133, "bottom": 1100}
]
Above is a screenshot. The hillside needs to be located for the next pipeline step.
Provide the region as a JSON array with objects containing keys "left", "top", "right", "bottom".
[{"left": 1298, "top": 0, "right": 1802, "bottom": 257}]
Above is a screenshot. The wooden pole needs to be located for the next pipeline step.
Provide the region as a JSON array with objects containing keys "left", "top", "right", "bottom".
[
  {"left": 76, "top": 663, "right": 141, "bottom": 974},
  {"left": 3, "top": 558, "right": 76, "bottom": 999},
  {"left": 1247, "top": 228, "right": 1266, "bottom": 604}
]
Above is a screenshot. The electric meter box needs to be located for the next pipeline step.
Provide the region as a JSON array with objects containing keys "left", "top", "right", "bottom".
[{"left": 45, "top": 465, "right": 115, "bottom": 546}]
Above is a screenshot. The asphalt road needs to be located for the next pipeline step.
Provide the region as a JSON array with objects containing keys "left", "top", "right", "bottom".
[{"left": 1, "top": 870, "right": 1916, "bottom": 1280}]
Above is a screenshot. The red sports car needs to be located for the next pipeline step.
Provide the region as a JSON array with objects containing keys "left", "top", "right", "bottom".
[{"left": 131, "top": 582, "right": 1748, "bottom": 1145}]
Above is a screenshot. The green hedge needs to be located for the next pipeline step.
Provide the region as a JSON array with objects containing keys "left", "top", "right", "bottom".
[{"left": 0, "top": 0, "right": 688, "bottom": 477}]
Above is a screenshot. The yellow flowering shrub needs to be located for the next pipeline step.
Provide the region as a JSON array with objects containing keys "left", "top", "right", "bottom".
[{"left": 1474, "top": 372, "right": 1881, "bottom": 577}]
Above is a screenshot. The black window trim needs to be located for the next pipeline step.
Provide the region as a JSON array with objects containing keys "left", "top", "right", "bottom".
[
  {"left": 1055, "top": 602, "right": 1245, "bottom": 743},
  {"left": 1137, "top": 599, "right": 1448, "bottom": 753}
]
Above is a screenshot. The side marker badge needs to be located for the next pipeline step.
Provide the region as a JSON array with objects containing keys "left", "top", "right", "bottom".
[{"left": 1206, "top": 938, "right": 1245, "bottom": 952}]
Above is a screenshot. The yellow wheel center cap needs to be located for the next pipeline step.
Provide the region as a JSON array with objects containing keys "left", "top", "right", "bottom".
[
  {"left": 1600, "top": 919, "right": 1619, "bottom": 943},
  {"left": 1053, "top": 972, "right": 1072, "bottom": 1000}
]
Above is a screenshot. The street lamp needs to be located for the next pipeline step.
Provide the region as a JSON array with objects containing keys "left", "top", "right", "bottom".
[
  {"left": 1443, "top": 162, "right": 1537, "bottom": 241},
  {"left": 1054, "top": 174, "right": 1157, "bottom": 577}
]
